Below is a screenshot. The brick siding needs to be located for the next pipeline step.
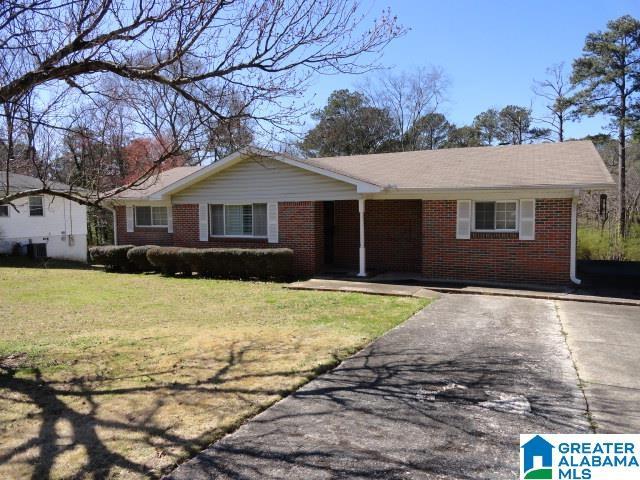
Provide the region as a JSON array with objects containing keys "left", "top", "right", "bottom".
[
  {"left": 115, "top": 206, "right": 173, "bottom": 246},
  {"left": 421, "top": 199, "right": 571, "bottom": 285},
  {"left": 115, "top": 198, "right": 572, "bottom": 284},
  {"left": 171, "top": 202, "right": 323, "bottom": 276}
]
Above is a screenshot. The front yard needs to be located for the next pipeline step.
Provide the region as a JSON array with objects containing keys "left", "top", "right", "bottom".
[{"left": 0, "top": 261, "right": 427, "bottom": 479}]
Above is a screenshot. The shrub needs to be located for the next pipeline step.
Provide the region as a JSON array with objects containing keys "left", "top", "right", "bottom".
[
  {"left": 181, "top": 248, "right": 294, "bottom": 280},
  {"left": 146, "top": 247, "right": 192, "bottom": 276},
  {"left": 89, "top": 245, "right": 135, "bottom": 272},
  {"left": 126, "top": 245, "right": 158, "bottom": 272}
]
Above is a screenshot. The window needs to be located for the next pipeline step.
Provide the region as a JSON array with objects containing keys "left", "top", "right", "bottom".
[
  {"left": 210, "top": 204, "right": 268, "bottom": 237},
  {"left": 473, "top": 201, "right": 517, "bottom": 231},
  {"left": 29, "top": 196, "right": 44, "bottom": 216},
  {"left": 135, "top": 206, "right": 168, "bottom": 227},
  {"left": 0, "top": 204, "right": 8, "bottom": 217}
]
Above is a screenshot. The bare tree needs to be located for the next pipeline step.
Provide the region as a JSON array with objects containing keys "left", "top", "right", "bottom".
[
  {"left": 362, "top": 66, "right": 449, "bottom": 151},
  {"left": 0, "top": 0, "right": 403, "bottom": 207},
  {"left": 532, "top": 63, "right": 576, "bottom": 142}
]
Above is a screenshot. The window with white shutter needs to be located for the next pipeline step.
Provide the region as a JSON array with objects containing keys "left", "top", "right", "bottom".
[
  {"left": 456, "top": 200, "right": 471, "bottom": 239},
  {"left": 126, "top": 206, "right": 134, "bottom": 232},
  {"left": 267, "top": 202, "right": 279, "bottom": 243},
  {"left": 519, "top": 199, "right": 536, "bottom": 240},
  {"left": 198, "top": 203, "right": 209, "bottom": 241}
]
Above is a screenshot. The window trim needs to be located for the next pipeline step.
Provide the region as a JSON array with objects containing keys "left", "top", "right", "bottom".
[
  {"left": 134, "top": 205, "right": 169, "bottom": 228},
  {"left": 29, "top": 195, "right": 44, "bottom": 217},
  {"left": 472, "top": 200, "right": 519, "bottom": 233},
  {"left": 209, "top": 203, "right": 268, "bottom": 239},
  {"left": 0, "top": 204, "right": 9, "bottom": 218}
]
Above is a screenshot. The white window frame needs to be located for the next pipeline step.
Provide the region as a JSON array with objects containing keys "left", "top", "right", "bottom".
[
  {"left": 209, "top": 203, "right": 268, "bottom": 239},
  {"left": 0, "top": 204, "right": 9, "bottom": 218},
  {"left": 134, "top": 206, "right": 168, "bottom": 228},
  {"left": 472, "top": 200, "right": 519, "bottom": 233},
  {"left": 29, "top": 195, "right": 44, "bottom": 217}
]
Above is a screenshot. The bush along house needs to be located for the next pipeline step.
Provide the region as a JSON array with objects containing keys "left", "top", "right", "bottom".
[{"left": 105, "top": 141, "right": 614, "bottom": 285}]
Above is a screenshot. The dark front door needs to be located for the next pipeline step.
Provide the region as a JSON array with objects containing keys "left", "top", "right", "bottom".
[{"left": 323, "top": 201, "right": 335, "bottom": 265}]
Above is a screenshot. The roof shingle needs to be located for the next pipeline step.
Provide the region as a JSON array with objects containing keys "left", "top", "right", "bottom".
[{"left": 302, "top": 140, "right": 614, "bottom": 190}]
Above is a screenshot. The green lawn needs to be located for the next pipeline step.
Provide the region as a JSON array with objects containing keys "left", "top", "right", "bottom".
[{"left": 0, "top": 260, "right": 427, "bottom": 479}]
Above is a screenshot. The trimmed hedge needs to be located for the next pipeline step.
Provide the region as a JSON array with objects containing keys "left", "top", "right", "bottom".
[
  {"left": 146, "top": 247, "right": 192, "bottom": 276},
  {"left": 126, "top": 245, "right": 158, "bottom": 272},
  {"left": 89, "top": 245, "right": 135, "bottom": 272},
  {"left": 95, "top": 245, "right": 294, "bottom": 279},
  {"left": 180, "top": 248, "right": 294, "bottom": 280}
]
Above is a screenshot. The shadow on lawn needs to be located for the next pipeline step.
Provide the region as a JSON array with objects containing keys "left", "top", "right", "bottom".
[
  {"left": 0, "top": 343, "right": 326, "bottom": 480},
  {"left": 0, "top": 335, "right": 589, "bottom": 479}
]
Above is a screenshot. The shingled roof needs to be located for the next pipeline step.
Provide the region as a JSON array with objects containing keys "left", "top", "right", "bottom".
[
  {"left": 302, "top": 140, "right": 614, "bottom": 191},
  {"left": 113, "top": 166, "right": 202, "bottom": 199},
  {"left": 109, "top": 141, "right": 614, "bottom": 200}
]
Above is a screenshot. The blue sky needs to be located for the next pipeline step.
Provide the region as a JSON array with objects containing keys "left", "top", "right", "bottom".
[{"left": 302, "top": 0, "right": 640, "bottom": 140}]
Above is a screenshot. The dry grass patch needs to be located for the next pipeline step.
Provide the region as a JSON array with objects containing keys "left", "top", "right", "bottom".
[{"left": 0, "top": 261, "right": 427, "bottom": 479}]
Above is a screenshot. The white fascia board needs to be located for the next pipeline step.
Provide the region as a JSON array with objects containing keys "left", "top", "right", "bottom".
[
  {"left": 148, "top": 151, "right": 247, "bottom": 200},
  {"left": 148, "top": 147, "right": 381, "bottom": 200},
  {"left": 369, "top": 183, "right": 614, "bottom": 200},
  {"left": 107, "top": 199, "right": 172, "bottom": 207},
  {"left": 272, "top": 154, "right": 381, "bottom": 193}
]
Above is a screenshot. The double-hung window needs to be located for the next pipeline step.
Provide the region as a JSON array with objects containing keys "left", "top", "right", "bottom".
[
  {"left": 29, "top": 196, "right": 44, "bottom": 216},
  {"left": 135, "top": 206, "right": 168, "bottom": 227},
  {"left": 473, "top": 201, "right": 517, "bottom": 231},
  {"left": 210, "top": 203, "right": 267, "bottom": 237},
  {"left": 0, "top": 204, "right": 8, "bottom": 217}
]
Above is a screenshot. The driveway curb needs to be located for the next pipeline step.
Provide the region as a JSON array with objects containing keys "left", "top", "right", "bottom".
[{"left": 287, "top": 279, "right": 640, "bottom": 307}]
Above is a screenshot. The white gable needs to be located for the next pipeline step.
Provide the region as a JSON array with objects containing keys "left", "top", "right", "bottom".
[{"left": 172, "top": 157, "right": 358, "bottom": 203}]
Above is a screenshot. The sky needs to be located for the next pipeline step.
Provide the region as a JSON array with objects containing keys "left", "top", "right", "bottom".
[{"left": 301, "top": 0, "right": 640, "bottom": 140}]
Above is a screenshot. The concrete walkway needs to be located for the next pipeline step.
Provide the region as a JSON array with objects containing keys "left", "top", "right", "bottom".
[
  {"left": 288, "top": 278, "right": 640, "bottom": 307},
  {"left": 167, "top": 295, "right": 588, "bottom": 480}
]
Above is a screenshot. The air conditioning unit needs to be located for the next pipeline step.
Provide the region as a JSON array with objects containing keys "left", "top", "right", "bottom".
[{"left": 26, "top": 243, "right": 47, "bottom": 259}]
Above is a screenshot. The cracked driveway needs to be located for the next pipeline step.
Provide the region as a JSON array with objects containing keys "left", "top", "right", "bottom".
[
  {"left": 557, "top": 301, "right": 640, "bottom": 433},
  {"left": 167, "top": 294, "right": 592, "bottom": 479}
]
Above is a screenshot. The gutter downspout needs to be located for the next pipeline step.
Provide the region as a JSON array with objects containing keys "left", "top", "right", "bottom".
[{"left": 570, "top": 194, "right": 581, "bottom": 285}]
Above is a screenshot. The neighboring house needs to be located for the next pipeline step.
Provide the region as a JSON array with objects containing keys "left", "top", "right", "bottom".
[
  {"left": 0, "top": 173, "right": 88, "bottom": 262},
  {"left": 106, "top": 141, "right": 614, "bottom": 285}
]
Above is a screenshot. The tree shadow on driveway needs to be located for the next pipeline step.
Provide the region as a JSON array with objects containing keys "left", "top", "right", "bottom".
[{"left": 167, "top": 340, "right": 590, "bottom": 480}]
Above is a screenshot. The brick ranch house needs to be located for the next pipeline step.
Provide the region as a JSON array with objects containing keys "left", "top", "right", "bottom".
[{"left": 105, "top": 141, "right": 613, "bottom": 285}]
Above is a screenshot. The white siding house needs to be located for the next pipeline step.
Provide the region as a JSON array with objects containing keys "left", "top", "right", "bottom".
[{"left": 0, "top": 174, "right": 88, "bottom": 262}]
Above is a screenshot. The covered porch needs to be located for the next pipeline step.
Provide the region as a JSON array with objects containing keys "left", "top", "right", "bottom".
[{"left": 319, "top": 199, "right": 423, "bottom": 277}]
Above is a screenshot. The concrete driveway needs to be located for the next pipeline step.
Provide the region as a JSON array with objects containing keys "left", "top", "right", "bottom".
[
  {"left": 167, "top": 295, "right": 590, "bottom": 480},
  {"left": 557, "top": 301, "right": 640, "bottom": 433}
]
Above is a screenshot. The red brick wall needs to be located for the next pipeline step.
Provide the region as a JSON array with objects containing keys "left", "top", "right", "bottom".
[
  {"left": 421, "top": 199, "right": 572, "bottom": 285},
  {"left": 115, "top": 206, "right": 173, "bottom": 246},
  {"left": 333, "top": 200, "right": 422, "bottom": 272},
  {"left": 172, "top": 202, "right": 323, "bottom": 276}
]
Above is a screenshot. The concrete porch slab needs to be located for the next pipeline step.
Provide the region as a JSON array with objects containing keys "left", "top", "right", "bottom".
[{"left": 287, "top": 279, "right": 441, "bottom": 299}]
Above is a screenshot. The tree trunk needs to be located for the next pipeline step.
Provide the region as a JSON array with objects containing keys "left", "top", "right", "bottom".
[
  {"left": 618, "top": 120, "right": 626, "bottom": 237},
  {"left": 558, "top": 114, "right": 564, "bottom": 142}
]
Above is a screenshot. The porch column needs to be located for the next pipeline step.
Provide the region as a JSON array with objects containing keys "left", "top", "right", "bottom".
[{"left": 358, "top": 198, "right": 366, "bottom": 277}]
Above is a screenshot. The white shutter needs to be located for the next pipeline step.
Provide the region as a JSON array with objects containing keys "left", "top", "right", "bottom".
[
  {"left": 456, "top": 200, "right": 471, "bottom": 239},
  {"left": 198, "top": 204, "right": 209, "bottom": 241},
  {"left": 519, "top": 199, "right": 535, "bottom": 240},
  {"left": 267, "top": 202, "right": 279, "bottom": 244},
  {"left": 167, "top": 206, "right": 173, "bottom": 233},
  {"left": 126, "top": 206, "right": 134, "bottom": 232}
]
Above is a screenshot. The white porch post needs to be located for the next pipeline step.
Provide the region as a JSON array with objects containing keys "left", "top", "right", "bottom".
[{"left": 358, "top": 198, "right": 366, "bottom": 277}]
